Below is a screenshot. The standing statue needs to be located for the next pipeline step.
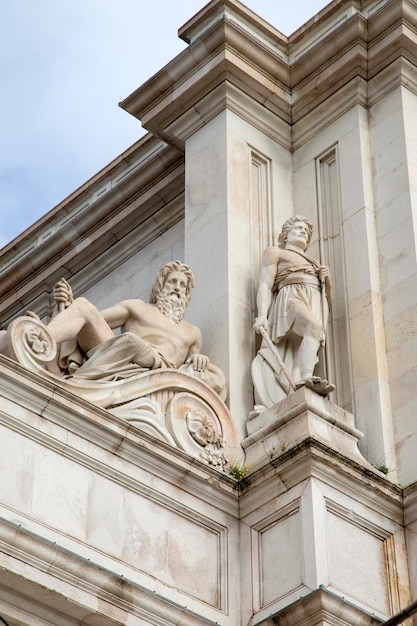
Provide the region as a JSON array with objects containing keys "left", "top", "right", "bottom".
[{"left": 252, "top": 216, "right": 334, "bottom": 408}]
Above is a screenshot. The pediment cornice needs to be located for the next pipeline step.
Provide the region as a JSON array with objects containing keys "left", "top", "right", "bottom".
[{"left": 0, "top": 137, "right": 184, "bottom": 323}]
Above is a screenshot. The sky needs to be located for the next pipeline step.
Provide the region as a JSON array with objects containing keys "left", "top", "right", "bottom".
[{"left": 0, "top": 0, "right": 328, "bottom": 249}]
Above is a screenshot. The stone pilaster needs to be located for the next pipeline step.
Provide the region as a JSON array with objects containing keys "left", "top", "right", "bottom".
[{"left": 239, "top": 390, "right": 408, "bottom": 625}]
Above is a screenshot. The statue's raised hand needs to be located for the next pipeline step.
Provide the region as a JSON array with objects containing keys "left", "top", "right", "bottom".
[{"left": 53, "top": 278, "right": 73, "bottom": 309}]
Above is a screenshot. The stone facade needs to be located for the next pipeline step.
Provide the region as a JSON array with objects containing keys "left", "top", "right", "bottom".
[{"left": 0, "top": 0, "right": 416, "bottom": 624}]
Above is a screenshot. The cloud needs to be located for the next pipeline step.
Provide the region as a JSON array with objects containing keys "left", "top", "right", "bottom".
[{"left": 0, "top": 0, "right": 326, "bottom": 248}]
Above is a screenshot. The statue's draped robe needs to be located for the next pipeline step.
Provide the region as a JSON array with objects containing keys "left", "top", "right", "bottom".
[
  {"left": 61, "top": 332, "right": 226, "bottom": 397},
  {"left": 68, "top": 333, "right": 168, "bottom": 381},
  {"left": 252, "top": 249, "right": 329, "bottom": 407}
]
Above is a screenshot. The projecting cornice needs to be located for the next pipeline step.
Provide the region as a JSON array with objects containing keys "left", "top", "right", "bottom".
[
  {"left": 0, "top": 136, "right": 184, "bottom": 323},
  {"left": 119, "top": 0, "right": 417, "bottom": 150},
  {"left": 119, "top": 0, "right": 292, "bottom": 148}
]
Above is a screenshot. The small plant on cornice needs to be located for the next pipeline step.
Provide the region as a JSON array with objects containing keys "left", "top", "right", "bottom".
[
  {"left": 373, "top": 454, "right": 391, "bottom": 476},
  {"left": 229, "top": 462, "right": 249, "bottom": 481}
]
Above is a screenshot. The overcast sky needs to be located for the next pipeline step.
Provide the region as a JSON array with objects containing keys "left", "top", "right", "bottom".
[{"left": 1, "top": 0, "right": 328, "bottom": 249}]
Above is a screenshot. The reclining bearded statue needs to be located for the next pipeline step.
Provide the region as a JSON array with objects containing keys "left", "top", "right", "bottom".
[
  {"left": 0, "top": 261, "right": 238, "bottom": 465},
  {"left": 0, "top": 261, "right": 226, "bottom": 397}
]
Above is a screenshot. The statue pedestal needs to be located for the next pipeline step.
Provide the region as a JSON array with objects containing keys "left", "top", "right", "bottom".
[
  {"left": 239, "top": 389, "right": 408, "bottom": 624},
  {"left": 243, "top": 387, "right": 372, "bottom": 472}
]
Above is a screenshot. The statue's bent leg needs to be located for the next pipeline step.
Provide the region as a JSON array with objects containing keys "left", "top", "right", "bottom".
[
  {"left": 68, "top": 333, "right": 163, "bottom": 381},
  {"left": 298, "top": 335, "right": 321, "bottom": 381},
  {"left": 47, "top": 297, "right": 114, "bottom": 353},
  {"left": 288, "top": 301, "right": 334, "bottom": 395}
]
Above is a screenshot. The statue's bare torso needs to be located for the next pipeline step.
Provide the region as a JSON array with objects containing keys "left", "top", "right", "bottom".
[{"left": 103, "top": 299, "right": 202, "bottom": 368}]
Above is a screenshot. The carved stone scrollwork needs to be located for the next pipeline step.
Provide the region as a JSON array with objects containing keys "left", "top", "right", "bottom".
[
  {"left": 109, "top": 382, "right": 238, "bottom": 466},
  {"left": 1, "top": 316, "right": 240, "bottom": 469},
  {"left": 108, "top": 397, "right": 176, "bottom": 446},
  {"left": 187, "top": 409, "right": 224, "bottom": 447},
  {"left": 5, "top": 316, "right": 57, "bottom": 369},
  {"left": 166, "top": 391, "right": 236, "bottom": 467}
]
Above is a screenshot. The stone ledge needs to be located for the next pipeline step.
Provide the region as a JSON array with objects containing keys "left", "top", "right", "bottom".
[
  {"left": 0, "top": 355, "right": 239, "bottom": 515},
  {"left": 257, "top": 587, "right": 383, "bottom": 626},
  {"left": 0, "top": 518, "right": 227, "bottom": 626},
  {"left": 239, "top": 438, "right": 403, "bottom": 524},
  {"left": 404, "top": 480, "right": 417, "bottom": 525}
]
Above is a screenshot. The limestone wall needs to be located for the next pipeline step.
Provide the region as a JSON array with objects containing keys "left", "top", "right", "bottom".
[
  {"left": 370, "top": 86, "right": 417, "bottom": 486},
  {"left": 0, "top": 357, "right": 240, "bottom": 625},
  {"left": 78, "top": 219, "right": 185, "bottom": 312}
]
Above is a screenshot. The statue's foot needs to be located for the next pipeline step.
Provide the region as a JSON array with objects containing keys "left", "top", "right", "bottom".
[
  {"left": 304, "top": 377, "right": 335, "bottom": 396},
  {"left": 249, "top": 405, "right": 267, "bottom": 420},
  {"left": 296, "top": 376, "right": 320, "bottom": 390}
]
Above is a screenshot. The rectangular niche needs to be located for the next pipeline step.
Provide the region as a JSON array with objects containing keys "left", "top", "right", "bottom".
[
  {"left": 316, "top": 145, "right": 354, "bottom": 413},
  {"left": 249, "top": 147, "right": 274, "bottom": 358},
  {"left": 326, "top": 502, "right": 390, "bottom": 615},
  {"left": 87, "top": 475, "right": 227, "bottom": 610},
  {"left": 252, "top": 502, "right": 304, "bottom": 610}
]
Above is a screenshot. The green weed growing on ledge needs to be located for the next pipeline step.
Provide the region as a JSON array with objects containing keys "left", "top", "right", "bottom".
[{"left": 229, "top": 462, "right": 249, "bottom": 481}]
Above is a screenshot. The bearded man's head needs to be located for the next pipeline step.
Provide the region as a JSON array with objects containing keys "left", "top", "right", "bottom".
[{"left": 149, "top": 261, "right": 194, "bottom": 323}]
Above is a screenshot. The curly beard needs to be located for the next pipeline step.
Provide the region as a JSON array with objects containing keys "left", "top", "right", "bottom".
[{"left": 156, "top": 293, "right": 186, "bottom": 323}]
